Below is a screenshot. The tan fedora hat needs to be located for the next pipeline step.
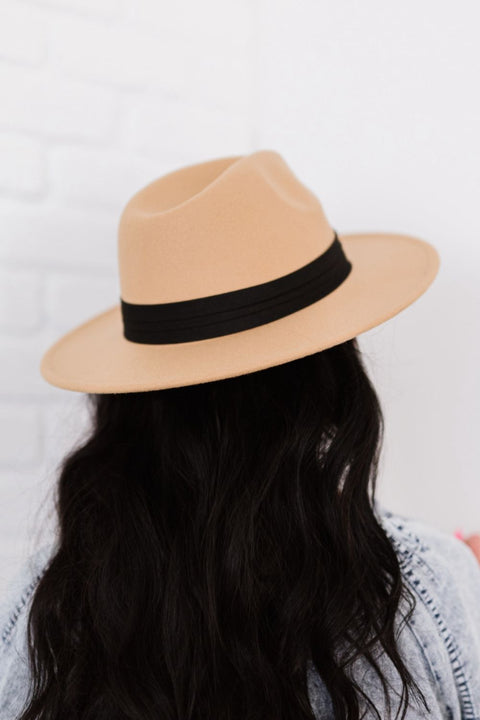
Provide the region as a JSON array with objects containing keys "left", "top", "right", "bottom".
[{"left": 40, "top": 149, "right": 440, "bottom": 394}]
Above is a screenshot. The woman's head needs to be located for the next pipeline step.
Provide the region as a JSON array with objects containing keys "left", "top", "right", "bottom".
[{"left": 20, "top": 337, "right": 428, "bottom": 720}]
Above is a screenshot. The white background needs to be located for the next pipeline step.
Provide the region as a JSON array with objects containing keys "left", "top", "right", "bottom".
[{"left": 0, "top": 0, "right": 479, "bottom": 593}]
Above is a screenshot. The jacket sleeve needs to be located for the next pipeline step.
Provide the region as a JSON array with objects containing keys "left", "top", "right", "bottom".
[
  {"left": 398, "top": 514, "right": 480, "bottom": 698},
  {"left": 379, "top": 507, "right": 480, "bottom": 718}
]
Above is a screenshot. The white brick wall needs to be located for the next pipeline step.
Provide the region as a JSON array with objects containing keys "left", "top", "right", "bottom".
[
  {"left": 0, "top": 4, "right": 47, "bottom": 66},
  {"left": 1, "top": 0, "right": 480, "bottom": 598},
  {"left": 29, "top": 0, "right": 120, "bottom": 18},
  {"left": 0, "top": 0, "right": 256, "bottom": 594},
  {"left": 0, "top": 65, "right": 118, "bottom": 140},
  {"left": 0, "top": 133, "right": 46, "bottom": 196}
]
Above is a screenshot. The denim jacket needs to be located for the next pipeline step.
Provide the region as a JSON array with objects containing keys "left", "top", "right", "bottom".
[{"left": 1, "top": 505, "right": 480, "bottom": 719}]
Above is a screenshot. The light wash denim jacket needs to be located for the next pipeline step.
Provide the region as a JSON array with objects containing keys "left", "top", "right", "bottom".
[{"left": 1, "top": 505, "right": 480, "bottom": 719}]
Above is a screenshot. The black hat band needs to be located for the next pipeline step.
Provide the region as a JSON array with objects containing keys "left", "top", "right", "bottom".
[{"left": 120, "top": 231, "right": 352, "bottom": 345}]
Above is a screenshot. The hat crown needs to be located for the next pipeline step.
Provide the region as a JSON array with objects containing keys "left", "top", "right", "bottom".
[{"left": 117, "top": 150, "right": 334, "bottom": 304}]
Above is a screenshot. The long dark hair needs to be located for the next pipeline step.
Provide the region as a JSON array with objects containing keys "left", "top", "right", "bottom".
[{"left": 18, "top": 337, "right": 428, "bottom": 720}]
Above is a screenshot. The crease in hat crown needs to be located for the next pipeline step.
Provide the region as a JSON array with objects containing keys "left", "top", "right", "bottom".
[{"left": 118, "top": 149, "right": 335, "bottom": 306}]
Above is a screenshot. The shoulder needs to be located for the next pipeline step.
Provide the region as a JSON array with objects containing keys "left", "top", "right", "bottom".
[
  {"left": 0, "top": 542, "right": 54, "bottom": 716},
  {"left": 376, "top": 503, "right": 480, "bottom": 716},
  {"left": 309, "top": 505, "right": 480, "bottom": 719},
  {"left": 0, "top": 543, "right": 53, "bottom": 650},
  {"left": 376, "top": 503, "right": 480, "bottom": 603}
]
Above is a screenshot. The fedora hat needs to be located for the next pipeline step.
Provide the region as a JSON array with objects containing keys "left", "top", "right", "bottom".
[{"left": 40, "top": 149, "right": 440, "bottom": 394}]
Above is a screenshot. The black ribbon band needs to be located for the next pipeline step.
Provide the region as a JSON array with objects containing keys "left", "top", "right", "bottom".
[{"left": 120, "top": 231, "right": 352, "bottom": 344}]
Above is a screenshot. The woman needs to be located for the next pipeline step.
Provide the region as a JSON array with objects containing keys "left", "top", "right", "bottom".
[{"left": 1, "top": 150, "right": 479, "bottom": 719}]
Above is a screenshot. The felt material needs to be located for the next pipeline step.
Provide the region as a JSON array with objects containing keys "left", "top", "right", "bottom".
[{"left": 39, "top": 149, "right": 440, "bottom": 393}]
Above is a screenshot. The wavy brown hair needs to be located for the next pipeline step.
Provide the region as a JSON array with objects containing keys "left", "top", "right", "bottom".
[{"left": 17, "top": 337, "right": 428, "bottom": 719}]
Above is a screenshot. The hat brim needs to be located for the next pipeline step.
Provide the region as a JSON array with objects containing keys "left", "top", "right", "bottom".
[{"left": 39, "top": 232, "right": 440, "bottom": 393}]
